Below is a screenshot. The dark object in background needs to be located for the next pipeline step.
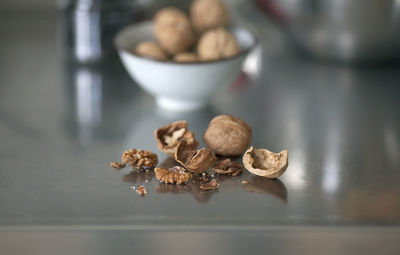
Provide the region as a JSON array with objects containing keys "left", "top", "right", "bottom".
[{"left": 58, "top": 0, "right": 149, "bottom": 63}]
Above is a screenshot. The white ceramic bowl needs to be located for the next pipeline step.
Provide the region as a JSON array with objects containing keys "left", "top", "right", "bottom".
[{"left": 115, "top": 21, "right": 257, "bottom": 112}]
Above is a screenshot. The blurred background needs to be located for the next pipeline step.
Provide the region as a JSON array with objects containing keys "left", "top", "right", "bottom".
[{"left": 0, "top": 1, "right": 399, "bottom": 254}]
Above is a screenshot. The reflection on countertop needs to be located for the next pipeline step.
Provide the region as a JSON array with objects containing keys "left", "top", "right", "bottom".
[
  {"left": 62, "top": 58, "right": 141, "bottom": 145},
  {"left": 121, "top": 156, "right": 288, "bottom": 204}
]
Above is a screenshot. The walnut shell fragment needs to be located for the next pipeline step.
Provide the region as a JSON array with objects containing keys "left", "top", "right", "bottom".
[
  {"left": 121, "top": 149, "right": 158, "bottom": 168},
  {"left": 190, "top": 0, "right": 229, "bottom": 32},
  {"left": 203, "top": 115, "right": 252, "bottom": 156},
  {"left": 242, "top": 147, "right": 289, "bottom": 179},
  {"left": 175, "top": 140, "right": 216, "bottom": 174},
  {"left": 213, "top": 158, "right": 243, "bottom": 176},
  {"left": 200, "top": 179, "right": 219, "bottom": 190},
  {"left": 155, "top": 166, "right": 192, "bottom": 184},
  {"left": 154, "top": 7, "right": 196, "bottom": 55},
  {"left": 155, "top": 120, "right": 198, "bottom": 157}
]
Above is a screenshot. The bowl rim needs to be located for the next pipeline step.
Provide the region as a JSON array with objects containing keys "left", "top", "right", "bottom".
[{"left": 114, "top": 21, "right": 259, "bottom": 66}]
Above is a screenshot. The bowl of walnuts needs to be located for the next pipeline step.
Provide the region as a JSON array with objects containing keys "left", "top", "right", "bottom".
[{"left": 114, "top": 0, "right": 257, "bottom": 112}]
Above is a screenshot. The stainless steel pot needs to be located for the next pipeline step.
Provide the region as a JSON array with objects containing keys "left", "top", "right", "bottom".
[{"left": 257, "top": 0, "right": 400, "bottom": 63}]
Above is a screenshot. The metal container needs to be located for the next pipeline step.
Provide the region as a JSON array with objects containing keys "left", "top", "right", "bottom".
[
  {"left": 257, "top": 0, "right": 400, "bottom": 63},
  {"left": 58, "top": 0, "right": 149, "bottom": 63}
]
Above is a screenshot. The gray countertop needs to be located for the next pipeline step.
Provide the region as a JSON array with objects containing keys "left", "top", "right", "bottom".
[{"left": 0, "top": 5, "right": 400, "bottom": 255}]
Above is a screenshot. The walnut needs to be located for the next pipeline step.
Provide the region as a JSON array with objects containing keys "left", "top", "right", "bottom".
[
  {"left": 154, "top": 120, "right": 198, "bottom": 157},
  {"left": 175, "top": 140, "right": 216, "bottom": 174},
  {"left": 200, "top": 179, "right": 219, "bottom": 190},
  {"left": 190, "top": 0, "right": 229, "bottom": 32},
  {"left": 121, "top": 149, "right": 158, "bottom": 168},
  {"left": 173, "top": 52, "right": 198, "bottom": 62},
  {"left": 136, "top": 185, "right": 147, "bottom": 196},
  {"left": 135, "top": 41, "right": 168, "bottom": 61},
  {"left": 155, "top": 166, "right": 192, "bottom": 184},
  {"left": 197, "top": 28, "right": 240, "bottom": 61},
  {"left": 154, "top": 7, "right": 196, "bottom": 55},
  {"left": 203, "top": 115, "right": 251, "bottom": 156},
  {"left": 242, "top": 147, "right": 289, "bottom": 179},
  {"left": 213, "top": 158, "right": 242, "bottom": 176},
  {"left": 110, "top": 161, "right": 126, "bottom": 170}
]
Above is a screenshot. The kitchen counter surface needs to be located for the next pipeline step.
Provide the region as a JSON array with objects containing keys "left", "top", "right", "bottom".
[{"left": 0, "top": 5, "right": 399, "bottom": 255}]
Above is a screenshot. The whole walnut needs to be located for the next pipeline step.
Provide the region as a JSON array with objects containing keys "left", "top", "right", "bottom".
[
  {"left": 135, "top": 41, "right": 168, "bottom": 61},
  {"left": 174, "top": 52, "right": 198, "bottom": 62},
  {"left": 190, "top": 0, "right": 229, "bottom": 32},
  {"left": 154, "top": 7, "right": 196, "bottom": 55},
  {"left": 203, "top": 115, "right": 251, "bottom": 156},
  {"left": 197, "top": 28, "right": 240, "bottom": 61}
]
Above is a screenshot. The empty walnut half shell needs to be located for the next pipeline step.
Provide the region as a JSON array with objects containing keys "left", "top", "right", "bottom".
[
  {"left": 155, "top": 120, "right": 198, "bottom": 157},
  {"left": 242, "top": 147, "right": 288, "bottom": 179},
  {"left": 175, "top": 140, "right": 216, "bottom": 174}
]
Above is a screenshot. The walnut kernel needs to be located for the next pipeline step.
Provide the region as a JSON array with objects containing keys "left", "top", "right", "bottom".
[
  {"left": 197, "top": 28, "right": 239, "bottom": 61},
  {"left": 190, "top": 0, "right": 229, "bottom": 32},
  {"left": 154, "top": 7, "right": 196, "bottom": 55},
  {"left": 175, "top": 140, "right": 216, "bottom": 174},
  {"left": 135, "top": 41, "right": 168, "bottom": 61},
  {"left": 242, "top": 147, "right": 289, "bottom": 179},
  {"left": 110, "top": 161, "right": 126, "bottom": 170},
  {"left": 121, "top": 149, "right": 158, "bottom": 168},
  {"left": 136, "top": 185, "right": 147, "bottom": 196},
  {"left": 155, "top": 120, "right": 198, "bottom": 157},
  {"left": 203, "top": 115, "right": 252, "bottom": 156},
  {"left": 213, "top": 158, "right": 243, "bottom": 176},
  {"left": 155, "top": 166, "right": 192, "bottom": 184}
]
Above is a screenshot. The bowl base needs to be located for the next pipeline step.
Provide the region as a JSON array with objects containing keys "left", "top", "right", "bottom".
[{"left": 156, "top": 97, "right": 207, "bottom": 112}]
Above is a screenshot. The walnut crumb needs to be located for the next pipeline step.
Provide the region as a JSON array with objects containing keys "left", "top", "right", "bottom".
[
  {"left": 122, "top": 149, "right": 158, "bottom": 168},
  {"left": 136, "top": 185, "right": 147, "bottom": 196},
  {"left": 110, "top": 161, "right": 126, "bottom": 169},
  {"left": 200, "top": 179, "right": 219, "bottom": 190},
  {"left": 241, "top": 180, "right": 248, "bottom": 184},
  {"left": 155, "top": 166, "right": 192, "bottom": 184}
]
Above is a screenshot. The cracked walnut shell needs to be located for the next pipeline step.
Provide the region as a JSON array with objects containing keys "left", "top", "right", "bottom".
[
  {"left": 203, "top": 115, "right": 251, "bottom": 156},
  {"left": 121, "top": 149, "right": 158, "bottom": 168},
  {"left": 190, "top": 0, "right": 229, "bottom": 32},
  {"left": 154, "top": 7, "right": 196, "bottom": 55},
  {"left": 197, "top": 28, "right": 240, "bottom": 61},
  {"left": 135, "top": 41, "right": 168, "bottom": 61},
  {"left": 175, "top": 140, "right": 216, "bottom": 174},
  {"left": 242, "top": 147, "right": 289, "bottom": 179},
  {"left": 155, "top": 166, "right": 192, "bottom": 184},
  {"left": 155, "top": 120, "right": 198, "bottom": 157}
]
